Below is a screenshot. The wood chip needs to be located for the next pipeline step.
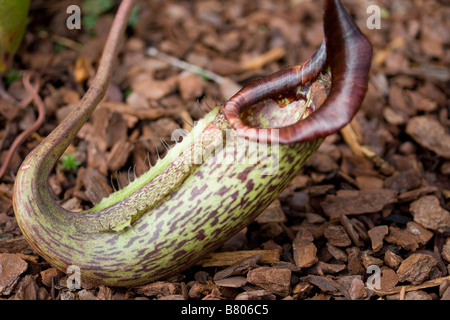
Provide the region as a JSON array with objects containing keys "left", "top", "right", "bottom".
[
  {"left": 398, "top": 186, "right": 438, "bottom": 202},
  {"left": 368, "top": 225, "right": 389, "bottom": 252},
  {"left": 130, "top": 74, "right": 176, "bottom": 101},
  {"left": 292, "top": 282, "right": 313, "bottom": 299},
  {"left": 97, "top": 286, "right": 114, "bottom": 300},
  {"left": 78, "top": 289, "right": 97, "bottom": 300},
  {"left": 305, "top": 213, "right": 326, "bottom": 224},
  {"left": 198, "top": 250, "right": 279, "bottom": 267},
  {"left": 213, "top": 254, "right": 261, "bottom": 281},
  {"left": 101, "top": 101, "right": 184, "bottom": 121},
  {"left": 247, "top": 267, "right": 291, "bottom": 297},
  {"left": 214, "top": 276, "right": 247, "bottom": 288},
  {"left": 406, "top": 221, "right": 433, "bottom": 245},
  {"left": 106, "top": 139, "right": 135, "bottom": 172},
  {"left": 313, "top": 261, "right": 346, "bottom": 275},
  {"left": 134, "top": 281, "right": 179, "bottom": 297},
  {"left": 177, "top": 71, "right": 204, "bottom": 101},
  {"left": 380, "top": 267, "right": 399, "bottom": 291},
  {"left": 235, "top": 289, "right": 276, "bottom": 300},
  {"left": 14, "top": 275, "right": 39, "bottom": 300},
  {"left": 292, "top": 227, "right": 318, "bottom": 268},
  {"left": 346, "top": 247, "right": 365, "bottom": 275},
  {"left": 397, "top": 253, "right": 438, "bottom": 285},
  {"left": 83, "top": 167, "right": 113, "bottom": 205},
  {"left": 326, "top": 244, "right": 348, "bottom": 263},
  {"left": 384, "top": 169, "right": 423, "bottom": 193},
  {"left": 256, "top": 199, "right": 287, "bottom": 224},
  {"left": 406, "top": 116, "right": 450, "bottom": 159},
  {"left": 385, "top": 226, "right": 420, "bottom": 251},
  {"left": 340, "top": 215, "right": 363, "bottom": 247},
  {"left": 349, "top": 277, "right": 367, "bottom": 300},
  {"left": 40, "top": 268, "right": 63, "bottom": 287},
  {"left": 301, "top": 275, "right": 345, "bottom": 297},
  {"left": 0, "top": 253, "right": 28, "bottom": 295},
  {"left": 324, "top": 225, "right": 352, "bottom": 247},
  {"left": 410, "top": 195, "right": 450, "bottom": 234},
  {"left": 321, "top": 189, "right": 398, "bottom": 217},
  {"left": 361, "top": 251, "right": 384, "bottom": 269},
  {"left": 384, "top": 250, "right": 403, "bottom": 270},
  {"left": 442, "top": 238, "right": 450, "bottom": 263},
  {"left": 356, "top": 175, "right": 384, "bottom": 190}
]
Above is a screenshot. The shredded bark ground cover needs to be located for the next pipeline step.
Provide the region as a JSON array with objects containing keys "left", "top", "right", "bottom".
[{"left": 0, "top": 0, "right": 449, "bottom": 300}]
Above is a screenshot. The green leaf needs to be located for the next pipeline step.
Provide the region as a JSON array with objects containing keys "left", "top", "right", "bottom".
[
  {"left": 59, "top": 153, "right": 82, "bottom": 172},
  {"left": 82, "top": 0, "right": 114, "bottom": 16},
  {"left": 0, "top": 0, "right": 30, "bottom": 72},
  {"left": 127, "top": 5, "right": 140, "bottom": 28},
  {"left": 82, "top": 14, "right": 98, "bottom": 31},
  {"left": 5, "top": 68, "right": 22, "bottom": 85}
]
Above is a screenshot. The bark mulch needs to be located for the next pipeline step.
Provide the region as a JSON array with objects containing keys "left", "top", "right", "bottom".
[{"left": 0, "top": 0, "right": 449, "bottom": 300}]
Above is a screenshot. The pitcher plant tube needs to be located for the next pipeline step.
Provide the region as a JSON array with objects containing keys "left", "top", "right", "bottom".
[{"left": 13, "top": 0, "right": 372, "bottom": 286}]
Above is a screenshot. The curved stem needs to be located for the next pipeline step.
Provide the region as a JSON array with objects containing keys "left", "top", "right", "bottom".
[
  {"left": 27, "top": 0, "right": 135, "bottom": 178},
  {"left": 222, "top": 0, "right": 372, "bottom": 144}
]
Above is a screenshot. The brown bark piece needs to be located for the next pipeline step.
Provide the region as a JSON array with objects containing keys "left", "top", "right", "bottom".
[
  {"left": 292, "top": 282, "right": 313, "bottom": 299},
  {"left": 214, "top": 276, "right": 247, "bottom": 288},
  {"left": 0, "top": 253, "right": 28, "bottom": 295},
  {"left": 340, "top": 215, "right": 363, "bottom": 247},
  {"left": 40, "top": 268, "right": 64, "bottom": 287},
  {"left": 102, "top": 101, "right": 185, "bottom": 120},
  {"left": 292, "top": 227, "right": 318, "bottom": 268},
  {"left": 383, "top": 170, "right": 422, "bottom": 193},
  {"left": 106, "top": 139, "right": 135, "bottom": 172},
  {"left": 199, "top": 250, "right": 279, "bottom": 267},
  {"left": 256, "top": 199, "right": 287, "bottom": 224},
  {"left": 213, "top": 254, "right": 261, "bottom": 281},
  {"left": 105, "top": 112, "right": 128, "bottom": 148},
  {"left": 346, "top": 247, "right": 365, "bottom": 275},
  {"left": 178, "top": 72, "right": 204, "bottom": 101},
  {"left": 247, "top": 267, "right": 291, "bottom": 297},
  {"left": 14, "top": 275, "right": 39, "bottom": 300},
  {"left": 314, "top": 261, "right": 346, "bottom": 274},
  {"left": 131, "top": 74, "right": 176, "bottom": 101},
  {"left": 385, "top": 226, "right": 420, "bottom": 251},
  {"left": 97, "top": 286, "right": 114, "bottom": 300},
  {"left": 349, "top": 277, "right": 367, "bottom": 300},
  {"left": 380, "top": 267, "right": 399, "bottom": 291},
  {"left": 134, "top": 281, "right": 179, "bottom": 297},
  {"left": 403, "top": 290, "right": 433, "bottom": 300},
  {"left": 398, "top": 186, "right": 438, "bottom": 202},
  {"left": 321, "top": 189, "right": 398, "bottom": 217},
  {"left": 368, "top": 225, "right": 388, "bottom": 252},
  {"left": 235, "top": 289, "right": 276, "bottom": 300},
  {"left": 305, "top": 213, "right": 326, "bottom": 224},
  {"left": 324, "top": 225, "right": 352, "bottom": 247},
  {"left": 397, "top": 253, "right": 438, "bottom": 285},
  {"left": 301, "top": 275, "right": 346, "bottom": 297},
  {"left": 326, "top": 244, "right": 348, "bottom": 263},
  {"left": 410, "top": 195, "right": 450, "bottom": 234},
  {"left": 442, "top": 238, "right": 450, "bottom": 263},
  {"left": 356, "top": 175, "right": 384, "bottom": 190},
  {"left": 406, "top": 221, "right": 433, "bottom": 245},
  {"left": 406, "top": 116, "right": 450, "bottom": 159},
  {"left": 384, "top": 250, "right": 403, "bottom": 270},
  {"left": 361, "top": 251, "right": 384, "bottom": 269},
  {"left": 83, "top": 167, "right": 113, "bottom": 205}
]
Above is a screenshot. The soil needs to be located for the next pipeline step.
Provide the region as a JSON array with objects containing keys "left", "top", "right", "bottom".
[{"left": 0, "top": 0, "right": 449, "bottom": 300}]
